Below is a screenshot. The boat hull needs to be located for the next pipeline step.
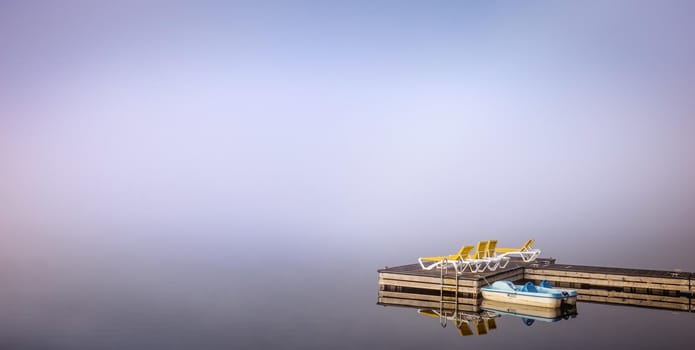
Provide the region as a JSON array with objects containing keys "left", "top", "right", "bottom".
[
  {"left": 536, "top": 287, "right": 577, "bottom": 305},
  {"left": 481, "top": 290, "right": 565, "bottom": 308},
  {"left": 562, "top": 295, "right": 577, "bottom": 305},
  {"left": 481, "top": 300, "right": 578, "bottom": 322}
]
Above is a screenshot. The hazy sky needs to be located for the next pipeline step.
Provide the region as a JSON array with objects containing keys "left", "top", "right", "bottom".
[{"left": 2, "top": 1, "right": 695, "bottom": 270}]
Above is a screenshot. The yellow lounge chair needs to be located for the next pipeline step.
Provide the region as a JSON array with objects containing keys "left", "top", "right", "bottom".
[
  {"left": 468, "top": 240, "right": 491, "bottom": 273},
  {"left": 484, "top": 239, "right": 511, "bottom": 270},
  {"left": 449, "top": 240, "right": 497, "bottom": 273},
  {"left": 418, "top": 240, "right": 514, "bottom": 274},
  {"left": 418, "top": 245, "right": 474, "bottom": 273},
  {"left": 496, "top": 239, "right": 541, "bottom": 262}
]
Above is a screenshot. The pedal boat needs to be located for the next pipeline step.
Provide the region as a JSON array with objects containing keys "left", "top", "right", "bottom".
[{"left": 480, "top": 281, "right": 577, "bottom": 308}]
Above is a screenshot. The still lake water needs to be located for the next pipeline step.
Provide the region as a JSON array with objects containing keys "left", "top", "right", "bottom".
[{"left": 1, "top": 233, "right": 694, "bottom": 349}]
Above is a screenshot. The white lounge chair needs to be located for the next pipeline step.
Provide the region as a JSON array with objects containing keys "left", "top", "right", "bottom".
[
  {"left": 418, "top": 245, "right": 474, "bottom": 273},
  {"left": 467, "top": 240, "right": 494, "bottom": 273},
  {"left": 496, "top": 239, "right": 541, "bottom": 262},
  {"left": 484, "top": 240, "right": 511, "bottom": 271}
]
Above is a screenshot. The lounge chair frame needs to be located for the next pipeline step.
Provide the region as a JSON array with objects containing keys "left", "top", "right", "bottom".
[{"left": 496, "top": 239, "right": 541, "bottom": 262}]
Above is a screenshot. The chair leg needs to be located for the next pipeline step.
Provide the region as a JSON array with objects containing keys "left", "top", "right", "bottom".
[
  {"left": 499, "top": 257, "right": 510, "bottom": 269},
  {"left": 475, "top": 261, "right": 486, "bottom": 273}
]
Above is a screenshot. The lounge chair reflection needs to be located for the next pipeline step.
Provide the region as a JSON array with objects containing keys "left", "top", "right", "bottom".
[{"left": 417, "top": 309, "right": 499, "bottom": 336}]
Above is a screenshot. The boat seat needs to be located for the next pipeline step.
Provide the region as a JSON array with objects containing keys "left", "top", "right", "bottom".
[{"left": 521, "top": 281, "right": 538, "bottom": 292}]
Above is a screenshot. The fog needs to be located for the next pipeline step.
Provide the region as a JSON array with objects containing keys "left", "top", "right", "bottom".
[{"left": 1, "top": 2, "right": 694, "bottom": 348}]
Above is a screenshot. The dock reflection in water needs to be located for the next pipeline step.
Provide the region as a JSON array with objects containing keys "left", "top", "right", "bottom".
[{"left": 378, "top": 289, "right": 577, "bottom": 337}]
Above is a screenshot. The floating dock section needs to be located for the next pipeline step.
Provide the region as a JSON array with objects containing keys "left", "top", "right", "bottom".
[
  {"left": 525, "top": 264, "right": 692, "bottom": 312},
  {"left": 378, "top": 258, "right": 694, "bottom": 312}
]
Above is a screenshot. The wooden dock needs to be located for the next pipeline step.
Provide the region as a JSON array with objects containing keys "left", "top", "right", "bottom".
[
  {"left": 378, "top": 258, "right": 694, "bottom": 312},
  {"left": 525, "top": 264, "right": 692, "bottom": 311}
]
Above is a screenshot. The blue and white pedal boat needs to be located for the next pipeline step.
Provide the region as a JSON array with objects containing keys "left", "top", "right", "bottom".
[{"left": 481, "top": 281, "right": 577, "bottom": 308}]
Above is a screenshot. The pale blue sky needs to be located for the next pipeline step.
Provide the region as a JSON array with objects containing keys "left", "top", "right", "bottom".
[{"left": 1, "top": 1, "right": 695, "bottom": 270}]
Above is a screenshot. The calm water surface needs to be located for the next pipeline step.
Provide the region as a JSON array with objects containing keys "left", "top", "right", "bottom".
[{"left": 1, "top": 237, "right": 693, "bottom": 350}]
